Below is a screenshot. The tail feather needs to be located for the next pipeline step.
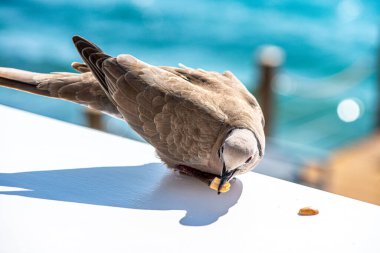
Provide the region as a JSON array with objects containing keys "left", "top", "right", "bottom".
[
  {"left": 0, "top": 68, "right": 50, "bottom": 96},
  {"left": 0, "top": 67, "right": 38, "bottom": 83},
  {"left": 0, "top": 36, "right": 122, "bottom": 118},
  {"left": 0, "top": 66, "right": 122, "bottom": 118}
]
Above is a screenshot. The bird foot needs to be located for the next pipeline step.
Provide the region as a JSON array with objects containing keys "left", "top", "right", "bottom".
[{"left": 175, "top": 165, "right": 216, "bottom": 185}]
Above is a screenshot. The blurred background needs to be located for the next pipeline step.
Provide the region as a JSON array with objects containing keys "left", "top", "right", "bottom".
[{"left": 0, "top": 0, "right": 379, "bottom": 204}]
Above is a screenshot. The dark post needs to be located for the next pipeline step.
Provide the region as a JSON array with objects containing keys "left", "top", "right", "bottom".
[
  {"left": 377, "top": 35, "right": 380, "bottom": 129},
  {"left": 255, "top": 46, "right": 284, "bottom": 135},
  {"left": 85, "top": 108, "right": 104, "bottom": 130}
]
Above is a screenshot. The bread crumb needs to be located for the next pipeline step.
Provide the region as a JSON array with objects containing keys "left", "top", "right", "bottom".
[{"left": 298, "top": 207, "right": 319, "bottom": 216}]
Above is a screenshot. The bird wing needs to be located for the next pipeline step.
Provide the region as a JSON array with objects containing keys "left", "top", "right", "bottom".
[
  {"left": 73, "top": 36, "right": 226, "bottom": 173},
  {"left": 160, "top": 66, "right": 265, "bottom": 156},
  {"left": 160, "top": 66, "right": 261, "bottom": 110}
]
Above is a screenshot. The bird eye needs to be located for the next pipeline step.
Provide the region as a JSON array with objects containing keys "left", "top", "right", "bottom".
[{"left": 245, "top": 156, "right": 252, "bottom": 163}]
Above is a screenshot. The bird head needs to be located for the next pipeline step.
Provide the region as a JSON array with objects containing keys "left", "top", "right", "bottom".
[{"left": 217, "top": 128, "right": 262, "bottom": 193}]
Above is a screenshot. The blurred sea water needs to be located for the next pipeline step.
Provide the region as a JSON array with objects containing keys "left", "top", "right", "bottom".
[{"left": 0, "top": 0, "right": 379, "bottom": 153}]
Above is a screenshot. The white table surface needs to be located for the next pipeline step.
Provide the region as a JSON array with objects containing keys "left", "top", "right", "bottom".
[{"left": 0, "top": 104, "right": 379, "bottom": 253}]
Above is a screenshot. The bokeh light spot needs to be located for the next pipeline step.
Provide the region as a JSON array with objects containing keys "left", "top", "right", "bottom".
[{"left": 337, "top": 98, "right": 362, "bottom": 122}]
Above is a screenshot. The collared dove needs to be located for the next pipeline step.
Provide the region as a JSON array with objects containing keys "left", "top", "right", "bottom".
[{"left": 0, "top": 36, "right": 265, "bottom": 193}]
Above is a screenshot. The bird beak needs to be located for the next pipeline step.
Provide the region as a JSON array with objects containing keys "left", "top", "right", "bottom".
[{"left": 217, "top": 162, "right": 237, "bottom": 194}]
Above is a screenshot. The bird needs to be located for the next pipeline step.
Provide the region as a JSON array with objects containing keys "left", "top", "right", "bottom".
[{"left": 0, "top": 36, "right": 265, "bottom": 194}]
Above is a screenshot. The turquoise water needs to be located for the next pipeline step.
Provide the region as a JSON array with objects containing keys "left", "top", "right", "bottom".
[{"left": 0, "top": 0, "right": 379, "bottom": 152}]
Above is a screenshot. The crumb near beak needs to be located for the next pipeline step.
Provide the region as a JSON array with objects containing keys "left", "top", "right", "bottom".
[{"left": 209, "top": 177, "right": 231, "bottom": 193}]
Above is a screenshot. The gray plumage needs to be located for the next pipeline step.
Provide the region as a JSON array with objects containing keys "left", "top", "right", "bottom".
[{"left": 0, "top": 36, "right": 265, "bottom": 191}]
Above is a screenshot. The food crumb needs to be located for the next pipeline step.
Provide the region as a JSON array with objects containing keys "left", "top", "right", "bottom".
[
  {"left": 209, "top": 177, "right": 231, "bottom": 193},
  {"left": 298, "top": 207, "right": 319, "bottom": 216}
]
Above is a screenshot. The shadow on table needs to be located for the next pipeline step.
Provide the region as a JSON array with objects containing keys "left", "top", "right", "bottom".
[{"left": 0, "top": 163, "right": 242, "bottom": 226}]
